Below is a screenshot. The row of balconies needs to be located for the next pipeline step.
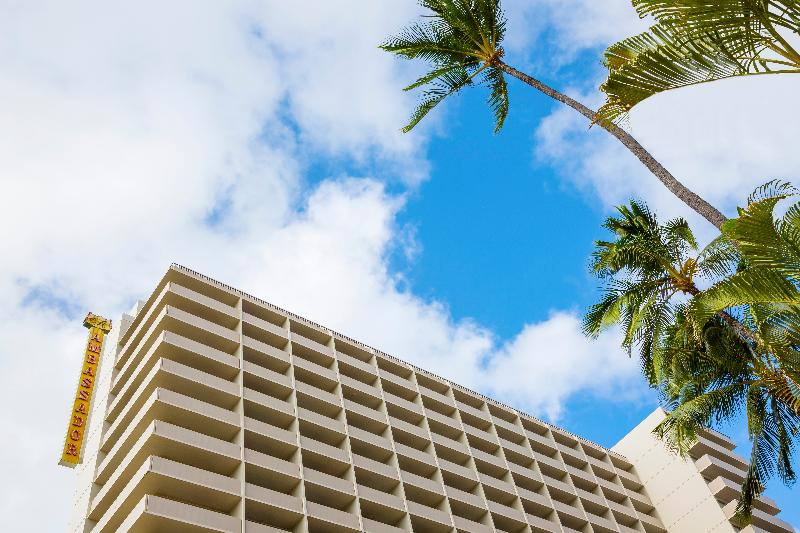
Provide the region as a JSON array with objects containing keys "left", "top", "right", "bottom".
[
  {"left": 93, "top": 370, "right": 661, "bottom": 533},
  {"left": 690, "top": 444, "right": 794, "bottom": 533}
]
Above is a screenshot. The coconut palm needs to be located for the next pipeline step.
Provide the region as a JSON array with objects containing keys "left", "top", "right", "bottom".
[
  {"left": 599, "top": 0, "right": 800, "bottom": 124},
  {"left": 585, "top": 183, "right": 800, "bottom": 523},
  {"left": 380, "top": 0, "right": 728, "bottom": 229}
]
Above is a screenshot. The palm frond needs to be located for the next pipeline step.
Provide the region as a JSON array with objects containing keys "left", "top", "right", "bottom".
[{"left": 598, "top": 2, "right": 800, "bottom": 124}]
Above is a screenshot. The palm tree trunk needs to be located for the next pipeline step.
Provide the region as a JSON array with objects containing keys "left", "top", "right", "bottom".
[{"left": 496, "top": 61, "right": 728, "bottom": 230}]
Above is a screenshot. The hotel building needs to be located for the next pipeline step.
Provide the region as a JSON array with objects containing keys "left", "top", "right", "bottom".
[{"left": 68, "top": 265, "right": 795, "bottom": 533}]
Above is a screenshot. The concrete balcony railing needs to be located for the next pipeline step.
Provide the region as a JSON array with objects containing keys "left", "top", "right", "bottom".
[
  {"left": 344, "top": 398, "right": 387, "bottom": 425},
  {"left": 97, "top": 389, "right": 240, "bottom": 484},
  {"left": 114, "top": 495, "right": 240, "bottom": 533},
  {"left": 292, "top": 355, "right": 337, "bottom": 384},
  {"left": 337, "top": 351, "right": 376, "bottom": 375},
  {"left": 515, "top": 485, "right": 551, "bottom": 508},
  {"left": 708, "top": 475, "right": 780, "bottom": 515},
  {"left": 493, "top": 416, "right": 523, "bottom": 437},
  {"left": 291, "top": 331, "right": 333, "bottom": 358},
  {"left": 487, "top": 500, "right": 528, "bottom": 528},
  {"left": 527, "top": 430, "right": 559, "bottom": 455},
  {"left": 389, "top": 416, "right": 428, "bottom": 441},
  {"left": 406, "top": 500, "right": 453, "bottom": 528},
  {"left": 348, "top": 425, "right": 392, "bottom": 451},
  {"left": 245, "top": 416, "right": 297, "bottom": 448},
  {"left": 378, "top": 369, "right": 417, "bottom": 395},
  {"left": 477, "top": 472, "right": 516, "bottom": 496},
  {"left": 242, "top": 311, "right": 288, "bottom": 341},
  {"left": 246, "top": 482, "right": 304, "bottom": 530},
  {"left": 425, "top": 409, "right": 461, "bottom": 431},
  {"left": 418, "top": 385, "right": 455, "bottom": 410},
  {"left": 243, "top": 360, "right": 292, "bottom": 395},
  {"left": 470, "top": 447, "right": 506, "bottom": 470},
  {"left": 456, "top": 400, "right": 487, "bottom": 421},
  {"left": 452, "top": 514, "right": 493, "bottom": 533},
  {"left": 431, "top": 432, "right": 469, "bottom": 456},
  {"left": 353, "top": 453, "right": 399, "bottom": 481},
  {"left": 463, "top": 423, "right": 497, "bottom": 446},
  {"left": 303, "top": 467, "right": 356, "bottom": 497},
  {"left": 384, "top": 391, "right": 424, "bottom": 417},
  {"left": 243, "top": 334, "right": 290, "bottom": 367},
  {"left": 244, "top": 448, "right": 300, "bottom": 482},
  {"left": 91, "top": 457, "right": 240, "bottom": 533},
  {"left": 360, "top": 517, "right": 407, "bottom": 533},
  {"left": 339, "top": 373, "right": 381, "bottom": 401},
  {"left": 695, "top": 453, "right": 748, "bottom": 484},
  {"left": 358, "top": 484, "right": 406, "bottom": 511},
  {"left": 444, "top": 485, "right": 486, "bottom": 510},
  {"left": 296, "top": 380, "right": 341, "bottom": 409},
  {"left": 526, "top": 513, "right": 561, "bottom": 533},
  {"left": 437, "top": 457, "right": 478, "bottom": 483},
  {"left": 108, "top": 354, "right": 238, "bottom": 430},
  {"left": 91, "top": 420, "right": 241, "bottom": 517},
  {"left": 401, "top": 470, "right": 445, "bottom": 496},
  {"left": 722, "top": 500, "right": 794, "bottom": 533},
  {"left": 306, "top": 501, "right": 360, "bottom": 531}
]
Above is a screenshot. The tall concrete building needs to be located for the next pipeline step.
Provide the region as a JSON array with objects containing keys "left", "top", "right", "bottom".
[{"left": 68, "top": 265, "right": 795, "bottom": 533}]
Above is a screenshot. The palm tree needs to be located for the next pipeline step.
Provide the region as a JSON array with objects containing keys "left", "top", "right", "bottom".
[
  {"left": 584, "top": 184, "right": 800, "bottom": 523},
  {"left": 380, "top": 0, "right": 728, "bottom": 229},
  {"left": 599, "top": 0, "right": 800, "bottom": 124}
]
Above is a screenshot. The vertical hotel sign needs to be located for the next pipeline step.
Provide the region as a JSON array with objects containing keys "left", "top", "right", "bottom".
[{"left": 58, "top": 312, "right": 113, "bottom": 467}]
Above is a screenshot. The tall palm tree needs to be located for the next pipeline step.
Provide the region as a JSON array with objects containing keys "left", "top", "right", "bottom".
[
  {"left": 380, "top": 0, "right": 728, "bottom": 229},
  {"left": 599, "top": 0, "right": 800, "bottom": 124},
  {"left": 585, "top": 185, "right": 800, "bottom": 523}
]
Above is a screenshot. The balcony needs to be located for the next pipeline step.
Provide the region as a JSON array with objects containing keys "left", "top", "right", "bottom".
[
  {"left": 97, "top": 389, "right": 240, "bottom": 483},
  {"left": 695, "top": 453, "right": 748, "bottom": 484},
  {"left": 246, "top": 482, "right": 304, "bottom": 530},
  {"left": 245, "top": 447, "right": 300, "bottom": 484},
  {"left": 445, "top": 485, "right": 486, "bottom": 511},
  {"left": 112, "top": 495, "right": 240, "bottom": 533},
  {"left": 385, "top": 391, "right": 424, "bottom": 417},
  {"left": 291, "top": 331, "right": 333, "bottom": 358},
  {"left": 438, "top": 457, "right": 478, "bottom": 483},
  {"left": 244, "top": 417, "right": 298, "bottom": 460},
  {"left": 406, "top": 500, "right": 453, "bottom": 529},
  {"left": 358, "top": 484, "right": 406, "bottom": 512},
  {"left": 306, "top": 501, "right": 361, "bottom": 532},
  {"left": 353, "top": 453, "right": 399, "bottom": 481},
  {"left": 91, "top": 421, "right": 240, "bottom": 516},
  {"left": 722, "top": 499, "right": 794, "bottom": 533},
  {"left": 378, "top": 369, "right": 417, "bottom": 394},
  {"left": 452, "top": 514, "right": 492, "bottom": 533},
  {"left": 242, "top": 311, "right": 288, "bottom": 344},
  {"left": 243, "top": 334, "right": 290, "bottom": 368},
  {"left": 107, "top": 355, "right": 238, "bottom": 430},
  {"left": 111, "top": 330, "right": 239, "bottom": 406},
  {"left": 401, "top": 470, "right": 445, "bottom": 496},
  {"left": 360, "top": 517, "right": 407, "bottom": 533},
  {"left": 337, "top": 350, "right": 376, "bottom": 375},
  {"left": 91, "top": 457, "right": 240, "bottom": 533},
  {"left": 243, "top": 359, "right": 291, "bottom": 392},
  {"left": 708, "top": 475, "right": 780, "bottom": 515}
]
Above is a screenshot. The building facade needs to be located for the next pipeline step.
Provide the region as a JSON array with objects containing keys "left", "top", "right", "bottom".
[{"left": 69, "top": 265, "right": 795, "bottom": 533}]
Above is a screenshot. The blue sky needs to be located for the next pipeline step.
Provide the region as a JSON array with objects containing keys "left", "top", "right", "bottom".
[{"left": 0, "top": 1, "right": 797, "bottom": 530}]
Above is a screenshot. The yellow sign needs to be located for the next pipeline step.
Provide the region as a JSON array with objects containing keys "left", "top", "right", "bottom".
[{"left": 59, "top": 312, "right": 113, "bottom": 468}]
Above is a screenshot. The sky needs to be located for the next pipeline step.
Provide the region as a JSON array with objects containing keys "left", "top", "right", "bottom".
[{"left": 0, "top": 1, "right": 797, "bottom": 530}]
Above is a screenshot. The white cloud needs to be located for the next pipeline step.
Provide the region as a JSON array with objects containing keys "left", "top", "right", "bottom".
[
  {"left": 484, "top": 312, "right": 642, "bottom": 421},
  {"left": 0, "top": 2, "right": 652, "bottom": 531}
]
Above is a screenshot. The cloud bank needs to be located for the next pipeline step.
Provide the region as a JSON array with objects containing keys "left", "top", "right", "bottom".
[{"left": 0, "top": 2, "right": 646, "bottom": 530}]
